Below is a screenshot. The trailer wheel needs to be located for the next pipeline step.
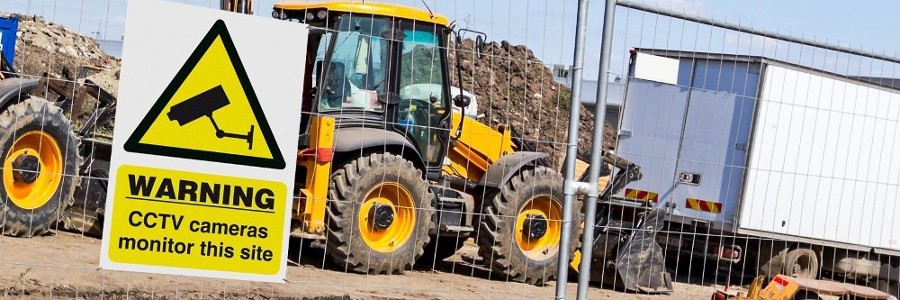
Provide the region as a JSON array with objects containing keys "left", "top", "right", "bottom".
[
  {"left": 325, "top": 153, "right": 434, "bottom": 275},
  {"left": 784, "top": 248, "right": 819, "bottom": 279},
  {"left": 0, "top": 97, "right": 80, "bottom": 238},
  {"left": 477, "top": 166, "right": 584, "bottom": 285}
]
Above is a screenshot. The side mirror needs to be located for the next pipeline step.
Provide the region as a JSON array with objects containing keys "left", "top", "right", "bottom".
[
  {"left": 456, "top": 28, "right": 488, "bottom": 59},
  {"left": 453, "top": 94, "right": 471, "bottom": 108},
  {"left": 475, "top": 35, "right": 485, "bottom": 59}
]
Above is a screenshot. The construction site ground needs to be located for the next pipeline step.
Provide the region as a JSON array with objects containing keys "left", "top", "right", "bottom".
[{"left": 1, "top": 231, "right": 716, "bottom": 299}]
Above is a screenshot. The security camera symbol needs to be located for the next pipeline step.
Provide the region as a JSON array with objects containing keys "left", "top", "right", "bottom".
[{"left": 167, "top": 85, "right": 255, "bottom": 149}]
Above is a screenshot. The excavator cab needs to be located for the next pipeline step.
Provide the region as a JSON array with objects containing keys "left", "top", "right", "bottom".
[{"left": 277, "top": 3, "right": 454, "bottom": 174}]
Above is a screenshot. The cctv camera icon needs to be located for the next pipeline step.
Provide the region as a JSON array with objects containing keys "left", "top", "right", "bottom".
[{"left": 167, "top": 85, "right": 255, "bottom": 149}]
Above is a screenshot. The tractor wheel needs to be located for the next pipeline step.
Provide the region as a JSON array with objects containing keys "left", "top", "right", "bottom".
[
  {"left": 325, "top": 153, "right": 434, "bottom": 274},
  {"left": 477, "top": 166, "right": 584, "bottom": 285},
  {"left": 0, "top": 97, "right": 81, "bottom": 237}
]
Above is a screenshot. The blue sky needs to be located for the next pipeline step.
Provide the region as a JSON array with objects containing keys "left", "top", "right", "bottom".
[{"left": 1, "top": 0, "right": 899, "bottom": 79}]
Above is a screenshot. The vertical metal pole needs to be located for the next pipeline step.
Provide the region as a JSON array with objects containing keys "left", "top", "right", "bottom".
[
  {"left": 555, "top": 0, "right": 590, "bottom": 299},
  {"left": 577, "top": 0, "right": 616, "bottom": 298}
]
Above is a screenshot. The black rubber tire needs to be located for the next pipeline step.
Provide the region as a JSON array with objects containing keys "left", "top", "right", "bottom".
[
  {"left": 477, "top": 166, "right": 584, "bottom": 285},
  {"left": 420, "top": 235, "right": 468, "bottom": 266},
  {"left": 325, "top": 153, "right": 434, "bottom": 274},
  {"left": 784, "top": 248, "right": 819, "bottom": 279},
  {"left": 0, "top": 97, "right": 81, "bottom": 237},
  {"left": 63, "top": 166, "right": 108, "bottom": 237}
]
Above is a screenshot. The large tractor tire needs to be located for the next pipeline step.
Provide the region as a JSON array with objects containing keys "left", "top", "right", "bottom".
[
  {"left": 477, "top": 166, "right": 584, "bottom": 285},
  {"left": 325, "top": 153, "right": 434, "bottom": 274},
  {"left": 0, "top": 97, "right": 81, "bottom": 237}
]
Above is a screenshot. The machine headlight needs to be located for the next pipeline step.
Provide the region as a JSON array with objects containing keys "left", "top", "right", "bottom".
[
  {"left": 272, "top": 10, "right": 287, "bottom": 20},
  {"left": 306, "top": 12, "right": 315, "bottom": 21},
  {"left": 316, "top": 10, "right": 328, "bottom": 20}
]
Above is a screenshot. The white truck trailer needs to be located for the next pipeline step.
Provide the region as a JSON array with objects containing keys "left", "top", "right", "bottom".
[{"left": 609, "top": 48, "right": 900, "bottom": 292}]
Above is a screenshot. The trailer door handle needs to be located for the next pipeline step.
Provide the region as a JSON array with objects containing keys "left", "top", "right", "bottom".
[{"left": 678, "top": 172, "right": 701, "bottom": 185}]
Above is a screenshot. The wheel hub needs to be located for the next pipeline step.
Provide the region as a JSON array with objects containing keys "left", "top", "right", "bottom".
[
  {"left": 11, "top": 153, "right": 40, "bottom": 184},
  {"left": 523, "top": 214, "right": 548, "bottom": 240},
  {"left": 369, "top": 203, "right": 395, "bottom": 230}
]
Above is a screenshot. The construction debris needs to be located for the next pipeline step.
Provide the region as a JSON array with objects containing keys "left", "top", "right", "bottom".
[{"left": 8, "top": 13, "right": 120, "bottom": 135}]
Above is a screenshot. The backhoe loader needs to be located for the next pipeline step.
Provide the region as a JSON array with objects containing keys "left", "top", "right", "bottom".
[{"left": 271, "top": 1, "right": 584, "bottom": 284}]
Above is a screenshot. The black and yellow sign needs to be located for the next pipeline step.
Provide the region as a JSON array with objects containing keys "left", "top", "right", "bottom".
[
  {"left": 108, "top": 165, "right": 287, "bottom": 275},
  {"left": 123, "top": 20, "right": 285, "bottom": 169}
]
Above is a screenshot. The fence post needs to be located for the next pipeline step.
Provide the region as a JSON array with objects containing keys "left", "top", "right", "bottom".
[
  {"left": 554, "top": 0, "right": 591, "bottom": 299},
  {"left": 576, "top": 0, "right": 617, "bottom": 298}
]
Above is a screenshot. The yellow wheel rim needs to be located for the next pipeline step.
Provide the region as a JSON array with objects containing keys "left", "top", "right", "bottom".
[
  {"left": 514, "top": 195, "right": 562, "bottom": 260},
  {"left": 358, "top": 182, "right": 416, "bottom": 252},
  {"left": 3, "top": 131, "right": 63, "bottom": 210}
]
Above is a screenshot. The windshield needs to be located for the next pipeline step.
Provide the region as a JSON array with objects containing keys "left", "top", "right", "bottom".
[
  {"left": 397, "top": 23, "right": 448, "bottom": 165},
  {"left": 319, "top": 16, "right": 392, "bottom": 112}
]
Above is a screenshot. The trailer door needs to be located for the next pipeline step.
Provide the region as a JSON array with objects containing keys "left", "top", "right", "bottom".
[
  {"left": 615, "top": 53, "right": 690, "bottom": 207},
  {"left": 671, "top": 60, "right": 760, "bottom": 226}
]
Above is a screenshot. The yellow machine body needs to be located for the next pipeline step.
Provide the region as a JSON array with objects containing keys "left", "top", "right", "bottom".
[
  {"left": 294, "top": 115, "right": 335, "bottom": 234},
  {"left": 274, "top": 1, "right": 450, "bottom": 27},
  {"left": 443, "top": 111, "right": 517, "bottom": 182}
]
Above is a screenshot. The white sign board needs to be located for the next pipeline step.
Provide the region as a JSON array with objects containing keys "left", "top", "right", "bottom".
[
  {"left": 99, "top": 0, "right": 308, "bottom": 283},
  {"left": 634, "top": 52, "right": 680, "bottom": 86}
]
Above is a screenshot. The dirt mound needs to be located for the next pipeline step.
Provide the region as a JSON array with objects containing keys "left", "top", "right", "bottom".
[
  {"left": 449, "top": 39, "right": 615, "bottom": 169},
  {"left": 5, "top": 13, "right": 120, "bottom": 135},
  {"left": 10, "top": 14, "right": 116, "bottom": 79}
]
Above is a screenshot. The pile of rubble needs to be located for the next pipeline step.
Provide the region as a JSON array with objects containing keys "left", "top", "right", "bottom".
[
  {"left": 12, "top": 14, "right": 118, "bottom": 81},
  {"left": 7, "top": 13, "right": 120, "bottom": 133},
  {"left": 449, "top": 39, "right": 616, "bottom": 169}
]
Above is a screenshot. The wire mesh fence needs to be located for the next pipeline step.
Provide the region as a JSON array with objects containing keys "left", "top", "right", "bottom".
[{"left": 1, "top": 0, "right": 899, "bottom": 299}]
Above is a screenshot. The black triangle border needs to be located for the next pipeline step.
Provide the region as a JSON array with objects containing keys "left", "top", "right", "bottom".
[{"left": 124, "top": 19, "right": 286, "bottom": 170}]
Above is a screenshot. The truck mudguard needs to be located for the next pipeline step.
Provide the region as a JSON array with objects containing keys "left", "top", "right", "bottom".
[
  {"left": 479, "top": 151, "right": 550, "bottom": 189},
  {"left": 332, "top": 127, "right": 426, "bottom": 170},
  {"left": 0, "top": 78, "right": 38, "bottom": 109}
]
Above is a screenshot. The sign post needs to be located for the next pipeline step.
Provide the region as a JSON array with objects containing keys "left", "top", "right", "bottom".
[{"left": 99, "top": 0, "right": 307, "bottom": 283}]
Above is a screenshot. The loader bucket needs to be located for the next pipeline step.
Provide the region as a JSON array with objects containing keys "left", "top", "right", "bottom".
[
  {"left": 63, "top": 167, "right": 108, "bottom": 237},
  {"left": 589, "top": 208, "right": 673, "bottom": 293}
]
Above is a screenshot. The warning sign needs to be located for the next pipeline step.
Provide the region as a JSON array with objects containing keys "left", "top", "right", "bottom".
[
  {"left": 124, "top": 19, "right": 284, "bottom": 169},
  {"left": 100, "top": 0, "right": 307, "bottom": 283},
  {"left": 107, "top": 165, "right": 286, "bottom": 275}
]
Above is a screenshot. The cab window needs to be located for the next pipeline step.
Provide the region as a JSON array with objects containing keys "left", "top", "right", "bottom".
[{"left": 318, "top": 16, "right": 391, "bottom": 112}]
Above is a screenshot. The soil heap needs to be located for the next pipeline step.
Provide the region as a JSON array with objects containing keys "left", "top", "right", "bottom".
[
  {"left": 7, "top": 13, "right": 120, "bottom": 132},
  {"left": 449, "top": 39, "right": 616, "bottom": 169}
]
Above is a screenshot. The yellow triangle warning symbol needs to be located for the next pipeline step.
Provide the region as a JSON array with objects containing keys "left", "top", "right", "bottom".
[{"left": 124, "top": 20, "right": 285, "bottom": 169}]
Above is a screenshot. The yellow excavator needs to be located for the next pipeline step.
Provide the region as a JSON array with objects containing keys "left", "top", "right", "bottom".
[{"left": 271, "top": 1, "right": 583, "bottom": 285}]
